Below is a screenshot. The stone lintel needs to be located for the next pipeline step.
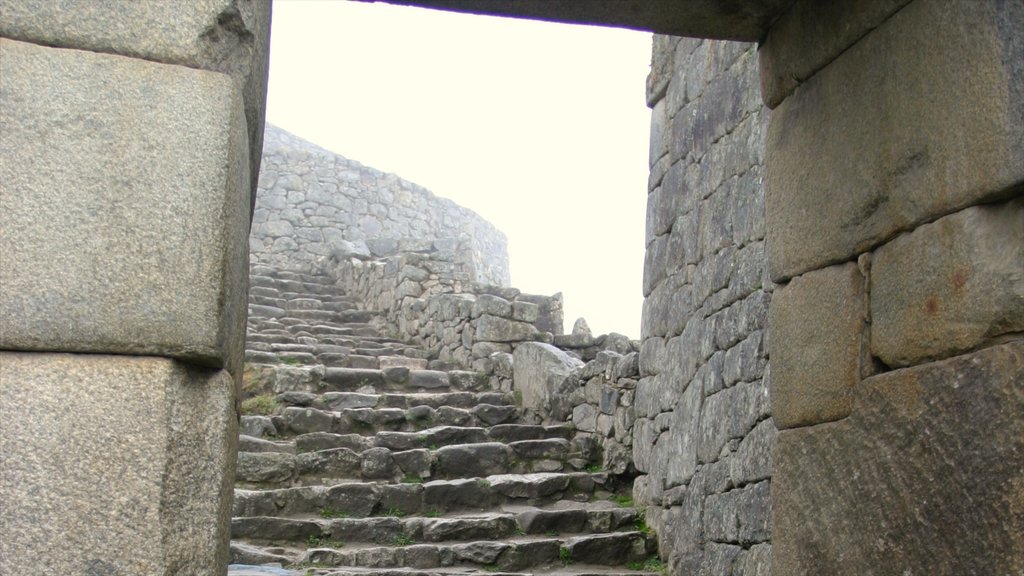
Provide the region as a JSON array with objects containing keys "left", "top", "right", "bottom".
[{"left": 356, "top": 0, "right": 795, "bottom": 42}]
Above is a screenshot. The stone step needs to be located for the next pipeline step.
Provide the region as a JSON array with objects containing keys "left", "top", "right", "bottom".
[
  {"left": 228, "top": 567, "right": 662, "bottom": 576},
  {"left": 233, "top": 473, "right": 616, "bottom": 519},
  {"left": 249, "top": 275, "right": 339, "bottom": 296},
  {"left": 231, "top": 501, "right": 640, "bottom": 547},
  {"left": 235, "top": 437, "right": 580, "bottom": 486},
  {"left": 239, "top": 424, "right": 567, "bottom": 459},
  {"left": 249, "top": 531, "right": 652, "bottom": 572}
]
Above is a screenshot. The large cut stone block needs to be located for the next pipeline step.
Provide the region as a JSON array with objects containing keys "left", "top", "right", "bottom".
[
  {"left": 871, "top": 199, "right": 1024, "bottom": 368},
  {"left": 513, "top": 342, "right": 584, "bottom": 423},
  {"left": 769, "top": 262, "right": 866, "bottom": 429},
  {"left": 773, "top": 343, "right": 1024, "bottom": 575},
  {"left": 0, "top": 352, "right": 237, "bottom": 575},
  {"left": 0, "top": 0, "right": 271, "bottom": 199},
  {"left": 758, "top": 0, "right": 912, "bottom": 108},
  {"left": 765, "top": 0, "right": 1024, "bottom": 281},
  {"left": 0, "top": 39, "right": 250, "bottom": 369}
]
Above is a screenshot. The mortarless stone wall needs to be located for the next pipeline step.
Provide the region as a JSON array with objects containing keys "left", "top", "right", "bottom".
[
  {"left": 251, "top": 124, "right": 510, "bottom": 286},
  {"left": 761, "top": 1, "right": 1023, "bottom": 573},
  {"left": 636, "top": 36, "right": 774, "bottom": 575}
]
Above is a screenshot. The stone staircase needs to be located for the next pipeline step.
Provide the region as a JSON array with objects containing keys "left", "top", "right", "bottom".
[{"left": 230, "top": 268, "right": 661, "bottom": 576}]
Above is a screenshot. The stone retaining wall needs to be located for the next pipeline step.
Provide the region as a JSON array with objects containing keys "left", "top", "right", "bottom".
[
  {"left": 251, "top": 123, "right": 510, "bottom": 286},
  {"left": 638, "top": 36, "right": 773, "bottom": 575}
]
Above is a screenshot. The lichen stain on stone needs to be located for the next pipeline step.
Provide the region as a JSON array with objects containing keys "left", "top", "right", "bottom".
[{"left": 923, "top": 295, "right": 939, "bottom": 316}]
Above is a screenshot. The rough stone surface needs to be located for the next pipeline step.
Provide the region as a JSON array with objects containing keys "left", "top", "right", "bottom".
[
  {"left": 765, "top": 0, "right": 1024, "bottom": 281},
  {"left": 0, "top": 352, "right": 236, "bottom": 575},
  {"left": 0, "top": 38, "right": 250, "bottom": 369},
  {"left": 641, "top": 34, "right": 774, "bottom": 576},
  {"left": 758, "top": 0, "right": 912, "bottom": 108},
  {"left": 0, "top": 0, "right": 271, "bottom": 200},
  {"left": 773, "top": 343, "right": 1024, "bottom": 575},
  {"left": 769, "top": 262, "right": 866, "bottom": 429},
  {"left": 513, "top": 342, "right": 584, "bottom": 423},
  {"left": 871, "top": 198, "right": 1024, "bottom": 367}
]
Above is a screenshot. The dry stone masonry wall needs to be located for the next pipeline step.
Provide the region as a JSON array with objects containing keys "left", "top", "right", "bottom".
[
  {"left": 0, "top": 2, "right": 271, "bottom": 574},
  {"left": 639, "top": 36, "right": 774, "bottom": 576},
  {"left": 251, "top": 124, "right": 510, "bottom": 286},
  {"left": 760, "top": 2, "right": 1023, "bottom": 573}
]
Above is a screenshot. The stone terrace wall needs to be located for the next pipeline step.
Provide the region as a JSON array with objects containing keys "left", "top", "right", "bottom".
[
  {"left": 251, "top": 123, "right": 510, "bottom": 286},
  {"left": 638, "top": 37, "right": 773, "bottom": 575},
  {"left": 333, "top": 243, "right": 562, "bottom": 371}
]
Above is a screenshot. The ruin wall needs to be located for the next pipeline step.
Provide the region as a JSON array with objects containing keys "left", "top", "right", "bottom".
[
  {"left": 637, "top": 36, "right": 774, "bottom": 575},
  {"left": 251, "top": 123, "right": 510, "bottom": 286}
]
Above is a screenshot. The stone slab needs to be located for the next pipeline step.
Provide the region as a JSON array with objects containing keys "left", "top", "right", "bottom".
[
  {"left": 772, "top": 342, "right": 1024, "bottom": 575},
  {"left": 765, "top": 0, "right": 1024, "bottom": 281},
  {"left": 769, "top": 262, "right": 866, "bottom": 429},
  {"left": 871, "top": 198, "right": 1024, "bottom": 368},
  {"left": 0, "top": 0, "right": 271, "bottom": 200},
  {"left": 0, "top": 352, "right": 237, "bottom": 576},
  {"left": 758, "top": 0, "right": 912, "bottom": 108},
  {"left": 0, "top": 39, "right": 250, "bottom": 369}
]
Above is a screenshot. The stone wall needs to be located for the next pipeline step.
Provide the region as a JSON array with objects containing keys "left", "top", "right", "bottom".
[
  {"left": 637, "top": 36, "right": 774, "bottom": 575},
  {"left": 760, "top": 1, "right": 1023, "bottom": 573},
  {"left": 333, "top": 243, "right": 562, "bottom": 372},
  {"left": 251, "top": 124, "right": 510, "bottom": 286},
  {"left": 0, "top": 2, "right": 270, "bottom": 574}
]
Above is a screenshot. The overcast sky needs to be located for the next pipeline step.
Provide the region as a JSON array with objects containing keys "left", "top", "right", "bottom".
[{"left": 265, "top": 0, "right": 652, "bottom": 337}]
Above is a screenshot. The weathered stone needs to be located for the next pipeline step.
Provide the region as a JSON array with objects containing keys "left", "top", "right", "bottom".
[
  {"left": 511, "top": 300, "right": 539, "bottom": 322},
  {"left": 474, "top": 314, "right": 539, "bottom": 342},
  {"left": 513, "top": 342, "right": 584, "bottom": 423},
  {"left": 0, "top": 352, "right": 235, "bottom": 574},
  {"left": 730, "top": 418, "right": 776, "bottom": 486},
  {"left": 360, "top": 446, "right": 396, "bottom": 480},
  {"left": 296, "top": 447, "right": 361, "bottom": 479},
  {"left": 516, "top": 292, "right": 564, "bottom": 335},
  {"left": 769, "top": 262, "right": 866, "bottom": 429},
  {"left": 434, "top": 443, "right": 511, "bottom": 478},
  {"left": 323, "top": 483, "right": 380, "bottom": 518},
  {"left": 423, "top": 478, "right": 493, "bottom": 511},
  {"left": 758, "top": 0, "right": 912, "bottom": 108},
  {"left": 765, "top": 0, "right": 1024, "bottom": 281},
  {"left": 696, "top": 380, "right": 769, "bottom": 464},
  {"left": 237, "top": 452, "right": 297, "bottom": 484},
  {"left": 0, "top": 0, "right": 271, "bottom": 200},
  {"left": 871, "top": 199, "right": 1024, "bottom": 367},
  {"left": 0, "top": 39, "right": 250, "bottom": 369},
  {"left": 572, "top": 403, "right": 599, "bottom": 433},
  {"left": 472, "top": 294, "right": 513, "bottom": 319},
  {"left": 773, "top": 343, "right": 1024, "bottom": 575},
  {"left": 664, "top": 381, "right": 702, "bottom": 487}
]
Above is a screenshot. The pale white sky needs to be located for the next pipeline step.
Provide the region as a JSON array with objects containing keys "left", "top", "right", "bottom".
[{"left": 265, "top": 0, "right": 652, "bottom": 337}]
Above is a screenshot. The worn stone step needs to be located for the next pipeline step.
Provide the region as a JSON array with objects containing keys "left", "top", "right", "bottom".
[
  {"left": 249, "top": 295, "right": 288, "bottom": 308},
  {"left": 228, "top": 567, "right": 662, "bottom": 576},
  {"left": 233, "top": 472, "right": 615, "bottom": 522},
  {"left": 236, "top": 437, "right": 580, "bottom": 487},
  {"left": 231, "top": 501, "right": 638, "bottom": 548},
  {"left": 293, "top": 531, "right": 652, "bottom": 572},
  {"left": 486, "top": 424, "right": 575, "bottom": 443}
]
